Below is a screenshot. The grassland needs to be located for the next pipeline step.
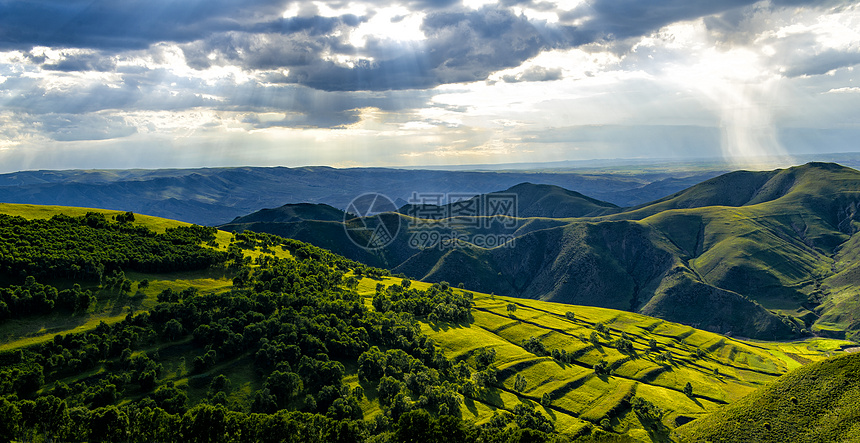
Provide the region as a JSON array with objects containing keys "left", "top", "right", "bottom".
[
  {"left": 357, "top": 276, "right": 852, "bottom": 441},
  {"left": 0, "top": 202, "right": 855, "bottom": 442},
  {"left": 677, "top": 351, "right": 860, "bottom": 442}
]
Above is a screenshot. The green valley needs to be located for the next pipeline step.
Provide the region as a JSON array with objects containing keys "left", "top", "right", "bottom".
[{"left": 0, "top": 203, "right": 856, "bottom": 442}]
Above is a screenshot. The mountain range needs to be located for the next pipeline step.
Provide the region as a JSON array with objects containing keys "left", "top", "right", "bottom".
[
  {"left": 220, "top": 162, "right": 860, "bottom": 342},
  {"left": 0, "top": 166, "right": 725, "bottom": 225}
]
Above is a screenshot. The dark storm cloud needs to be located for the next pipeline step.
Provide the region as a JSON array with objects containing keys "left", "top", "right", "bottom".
[
  {"left": 0, "top": 0, "right": 287, "bottom": 50},
  {"left": 236, "top": 0, "right": 842, "bottom": 91},
  {"left": 227, "top": 83, "right": 433, "bottom": 127},
  {"left": 181, "top": 32, "right": 330, "bottom": 70},
  {"left": 275, "top": 6, "right": 578, "bottom": 91},
  {"left": 560, "top": 0, "right": 758, "bottom": 41}
]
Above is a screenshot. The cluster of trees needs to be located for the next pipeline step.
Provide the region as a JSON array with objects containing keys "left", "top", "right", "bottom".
[
  {"left": 0, "top": 400, "right": 568, "bottom": 443},
  {"left": 372, "top": 280, "right": 472, "bottom": 323},
  {"left": 0, "top": 277, "right": 95, "bottom": 320},
  {"left": 0, "top": 213, "right": 225, "bottom": 282},
  {"left": 0, "top": 218, "right": 571, "bottom": 442}
]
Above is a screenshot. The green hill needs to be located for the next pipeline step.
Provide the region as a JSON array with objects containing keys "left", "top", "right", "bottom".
[
  {"left": 676, "top": 351, "right": 860, "bottom": 442},
  {"left": 225, "top": 163, "right": 860, "bottom": 341},
  {"left": 227, "top": 203, "right": 346, "bottom": 224},
  {"left": 398, "top": 183, "right": 621, "bottom": 219},
  {"left": 0, "top": 203, "right": 853, "bottom": 442}
]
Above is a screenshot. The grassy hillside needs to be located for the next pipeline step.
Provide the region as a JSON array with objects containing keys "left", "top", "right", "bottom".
[
  {"left": 676, "top": 351, "right": 860, "bottom": 442},
  {"left": 0, "top": 203, "right": 854, "bottom": 442},
  {"left": 0, "top": 203, "right": 240, "bottom": 352},
  {"left": 227, "top": 203, "right": 346, "bottom": 224},
  {"left": 359, "top": 277, "right": 851, "bottom": 441},
  {"left": 227, "top": 163, "right": 860, "bottom": 341},
  {"left": 398, "top": 183, "right": 621, "bottom": 219}
]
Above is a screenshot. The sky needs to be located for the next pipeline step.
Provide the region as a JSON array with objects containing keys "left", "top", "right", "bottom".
[{"left": 0, "top": 0, "right": 859, "bottom": 172}]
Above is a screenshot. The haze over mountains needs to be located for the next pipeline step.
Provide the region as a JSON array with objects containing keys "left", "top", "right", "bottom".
[
  {"left": 0, "top": 165, "right": 726, "bottom": 226},
  {"left": 221, "top": 162, "right": 860, "bottom": 342}
]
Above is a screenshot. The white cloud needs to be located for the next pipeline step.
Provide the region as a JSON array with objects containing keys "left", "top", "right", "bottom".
[{"left": 827, "top": 86, "right": 860, "bottom": 93}]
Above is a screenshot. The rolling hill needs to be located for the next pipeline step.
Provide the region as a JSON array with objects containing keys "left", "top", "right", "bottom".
[
  {"left": 227, "top": 202, "right": 346, "bottom": 224},
  {"left": 676, "top": 350, "right": 860, "bottom": 442},
  {"left": 221, "top": 163, "right": 860, "bottom": 341},
  {"left": 0, "top": 203, "right": 854, "bottom": 443},
  {"left": 398, "top": 183, "right": 621, "bottom": 219}
]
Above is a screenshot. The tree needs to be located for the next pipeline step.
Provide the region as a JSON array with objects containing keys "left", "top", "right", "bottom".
[
  {"left": 116, "top": 211, "right": 135, "bottom": 223},
  {"left": 565, "top": 311, "right": 575, "bottom": 321},
  {"left": 89, "top": 406, "right": 129, "bottom": 443},
  {"left": 251, "top": 389, "right": 277, "bottom": 414},
  {"left": 506, "top": 304, "right": 517, "bottom": 316},
  {"left": 395, "top": 409, "right": 438, "bottom": 443},
  {"left": 540, "top": 392, "right": 552, "bottom": 407},
  {"left": 75, "top": 289, "right": 95, "bottom": 313},
  {"left": 265, "top": 371, "right": 303, "bottom": 405},
  {"left": 631, "top": 396, "right": 663, "bottom": 423},
  {"left": 683, "top": 382, "right": 694, "bottom": 397},
  {"left": 593, "top": 360, "right": 609, "bottom": 376},
  {"left": 180, "top": 404, "right": 227, "bottom": 443},
  {"left": 473, "top": 347, "right": 496, "bottom": 370},
  {"left": 164, "top": 319, "right": 183, "bottom": 341},
  {"left": 0, "top": 397, "right": 20, "bottom": 443},
  {"left": 514, "top": 374, "right": 527, "bottom": 392}
]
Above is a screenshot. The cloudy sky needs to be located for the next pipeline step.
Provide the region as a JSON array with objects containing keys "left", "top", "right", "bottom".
[{"left": 0, "top": 0, "right": 858, "bottom": 172}]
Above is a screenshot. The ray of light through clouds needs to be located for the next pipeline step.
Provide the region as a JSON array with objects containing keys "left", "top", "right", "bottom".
[{"left": 0, "top": 0, "right": 858, "bottom": 171}]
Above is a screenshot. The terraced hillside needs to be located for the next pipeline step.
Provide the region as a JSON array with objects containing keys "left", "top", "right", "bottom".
[{"left": 359, "top": 277, "right": 851, "bottom": 441}]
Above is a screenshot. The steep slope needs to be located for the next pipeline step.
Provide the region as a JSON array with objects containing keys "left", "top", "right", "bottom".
[
  {"left": 677, "top": 351, "right": 860, "bottom": 442},
  {"left": 393, "top": 219, "right": 796, "bottom": 339},
  {"left": 606, "top": 170, "right": 779, "bottom": 220}
]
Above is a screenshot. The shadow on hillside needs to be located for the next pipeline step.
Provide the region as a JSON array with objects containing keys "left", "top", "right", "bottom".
[
  {"left": 463, "top": 397, "right": 479, "bottom": 416},
  {"left": 427, "top": 320, "right": 472, "bottom": 332}
]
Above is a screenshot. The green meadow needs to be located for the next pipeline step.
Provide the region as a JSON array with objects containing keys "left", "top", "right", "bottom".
[{"left": 358, "top": 276, "right": 852, "bottom": 440}]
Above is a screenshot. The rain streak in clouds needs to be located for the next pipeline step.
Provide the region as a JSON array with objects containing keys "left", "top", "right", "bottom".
[{"left": 0, "top": 0, "right": 859, "bottom": 171}]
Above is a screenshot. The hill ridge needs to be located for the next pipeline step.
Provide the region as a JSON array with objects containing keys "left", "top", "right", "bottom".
[{"left": 221, "top": 162, "right": 860, "bottom": 341}]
